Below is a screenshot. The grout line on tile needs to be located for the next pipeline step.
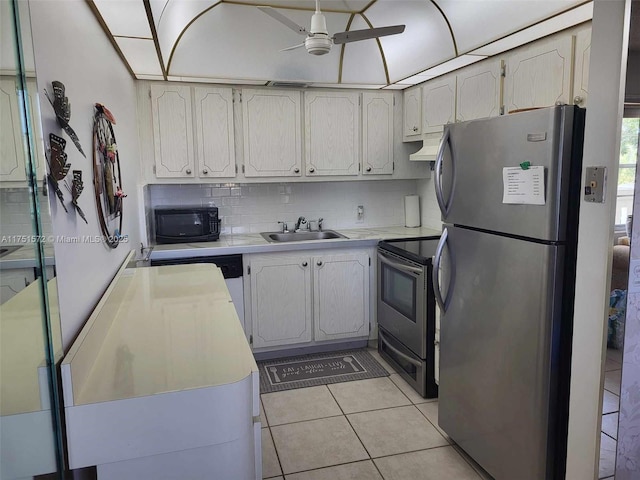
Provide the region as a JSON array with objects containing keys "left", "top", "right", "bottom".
[
  {"left": 267, "top": 413, "right": 345, "bottom": 428},
  {"left": 267, "top": 426, "right": 285, "bottom": 479},
  {"left": 601, "top": 430, "right": 617, "bottom": 443},
  {"left": 451, "top": 445, "right": 487, "bottom": 479},
  {"left": 280, "top": 458, "right": 380, "bottom": 478}
]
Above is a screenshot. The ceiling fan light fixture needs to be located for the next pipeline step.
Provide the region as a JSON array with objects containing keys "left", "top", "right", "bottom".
[{"left": 305, "top": 35, "right": 332, "bottom": 55}]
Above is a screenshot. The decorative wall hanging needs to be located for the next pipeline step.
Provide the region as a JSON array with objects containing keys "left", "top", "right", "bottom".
[
  {"left": 65, "top": 170, "right": 88, "bottom": 224},
  {"left": 44, "top": 80, "right": 86, "bottom": 157},
  {"left": 46, "top": 133, "right": 70, "bottom": 212},
  {"left": 93, "top": 103, "right": 125, "bottom": 249}
]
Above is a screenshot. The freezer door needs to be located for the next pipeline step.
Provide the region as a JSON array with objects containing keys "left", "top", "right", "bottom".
[
  {"left": 436, "top": 105, "right": 580, "bottom": 242},
  {"left": 438, "top": 226, "right": 565, "bottom": 480}
]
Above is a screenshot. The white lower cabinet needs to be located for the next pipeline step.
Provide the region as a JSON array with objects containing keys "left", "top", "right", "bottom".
[
  {"left": 313, "top": 253, "right": 369, "bottom": 341},
  {"left": 246, "top": 249, "right": 371, "bottom": 350},
  {"left": 249, "top": 255, "right": 313, "bottom": 349}
]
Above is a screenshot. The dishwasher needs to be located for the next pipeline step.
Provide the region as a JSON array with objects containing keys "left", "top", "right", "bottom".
[{"left": 150, "top": 254, "right": 245, "bottom": 332}]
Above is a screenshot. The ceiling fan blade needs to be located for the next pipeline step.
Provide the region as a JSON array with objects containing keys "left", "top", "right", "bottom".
[
  {"left": 332, "top": 25, "right": 405, "bottom": 45},
  {"left": 280, "top": 43, "right": 306, "bottom": 52},
  {"left": 258, "top": 6, "right": 307, "bottom": 35}
]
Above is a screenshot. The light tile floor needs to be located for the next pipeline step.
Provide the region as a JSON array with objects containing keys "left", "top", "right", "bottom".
[
  {"left": 260, "top": 349, "right": 493, "bottom": 479},
  {"left": 599, "top": 347, "right": 622, "bottom": 479}
]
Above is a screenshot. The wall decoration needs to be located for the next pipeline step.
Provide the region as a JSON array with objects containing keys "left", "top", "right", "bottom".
[
  {"left": 46, "top": 133, "right": 70, "bottom": 212},
  {"left": 65, "top": 170, "right": 88, "bottom": 224},
  {"left": 44, "top": 80, "right": 85, "bottom": 157},
  {"left": 93, "top": 103, "right": 125, "bottom": 249}
]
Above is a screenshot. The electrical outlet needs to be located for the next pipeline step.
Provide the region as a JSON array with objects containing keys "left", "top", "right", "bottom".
[{"left": 357, "top": 205, "right": 364, "bottom": 223}]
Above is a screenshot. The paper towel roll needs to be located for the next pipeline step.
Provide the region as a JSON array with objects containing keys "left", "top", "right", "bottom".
[{"left": 404, "top": 195, "right": 420, "bottom": 227}]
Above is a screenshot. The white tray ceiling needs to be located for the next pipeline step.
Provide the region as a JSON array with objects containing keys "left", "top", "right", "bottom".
[{"left": 90, "top": 0, "right": 592, "bottom": 88}]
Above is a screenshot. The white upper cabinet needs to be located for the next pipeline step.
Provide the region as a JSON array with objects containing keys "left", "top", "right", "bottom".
[
  {"left": 362, "top": 92, "right": 394, "bottom": 175},
  {"left": 0, "top": 78, "right": 27, "bottom": 182},
  {"left": 242, "top": 89, "right": 302, "bottom": 178},
  {"left": 456, "top": 59, "right": 503, "bottom": 122},
  {"left": 313, "top": 253, "right": 369, "bottom": 342},
  {"left": 304, "top": 91, "right": 360, "bottom": 177},
  {"left": 504, "top": 34, "right": 573, "bottom": 113},
  {"left": 193, "top": 87, "right": 235, "bottom": 178},
  {"left": 422, "top": 74, "right": 456, "bottom": 133},
  {"left": 573, "top": 25, "right": 591, "bottom": 108},
  {"left": 403, "top": 85, "right": 422, "bottom": 141},
  {"left": 150, "top": 84, "right": 195, "bottom": 178}
]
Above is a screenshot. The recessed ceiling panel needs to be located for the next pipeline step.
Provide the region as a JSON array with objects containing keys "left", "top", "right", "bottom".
[
  {"left": 93, "top": 0, "right": 152, "bottom": 38},
  {"left": 368, "top": 0, "right": 456, "bottom": 83},
  {"left": 169, "top": 4, "right": 347, "bottom": 83},
  {"left": 149, "top": 0, "right": 169, "bottom": 28},
  {"left": 340, "top": 15, "right": 387, "bottom": 84},
  {"left": 470, "top": 3, "right": 593, "bottom": 56},
  {"left": 156, "top": 0, "right": 219, "bottom": 65},
  {"left": 115, "top": 38, "right": 163, "bottom": 75},
  {"left": 222, "top": 0, "right": 370, "bottom": 12},
  {"left": 437, "top": 0, "right": 586, "bottom": 53}
]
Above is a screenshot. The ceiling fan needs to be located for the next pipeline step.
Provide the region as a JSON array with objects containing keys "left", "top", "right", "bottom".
[{"left": 258, "top": 0, "right": 405, "bottom": 56}]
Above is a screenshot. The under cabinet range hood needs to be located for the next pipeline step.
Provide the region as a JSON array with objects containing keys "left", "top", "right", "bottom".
[{"left": 409, "top": 133, "right": 443, "bottom": 161}]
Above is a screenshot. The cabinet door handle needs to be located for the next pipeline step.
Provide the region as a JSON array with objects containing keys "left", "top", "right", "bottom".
[
  {"left": 366, "top": 166, "right": 372, "bottom": 172},
  {"left": 294, "top": 167, "right": 300, "bottom": 173},
  {"left": 302, "top": 261, "right": 308, "bottom": 267},
  {"left": 202, "top": 169, "right": 208, "bottom": 175},
  {"left": 317, "top": 260, "right": 323, "bottom": 266},
  {"left": 412, "top": 126, "right": 418, "bottom": 132},
  {"left": 574, "top": 95, "right": 584, "bottom": 106},
  {"left": 309, "top": 167, "right": 315, "bottom": 173},
  {"left": 186, "top": 169, "right": 192, "bottom": 175}
]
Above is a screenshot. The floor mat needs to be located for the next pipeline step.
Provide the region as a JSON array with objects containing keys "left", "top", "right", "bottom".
[{"left": 258, "top": 349, "right": 389, "bottom": 393}]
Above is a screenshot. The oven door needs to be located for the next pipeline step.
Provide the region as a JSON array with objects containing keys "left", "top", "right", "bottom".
[{"left": 377, "top": 248, "right": 427, "bottom": 358}]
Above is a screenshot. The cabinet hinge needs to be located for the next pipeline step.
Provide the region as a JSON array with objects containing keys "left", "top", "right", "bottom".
[
  {"left": 249, "top": 334, "right": 253, "bottom": 345},
  {"left": 242, "top": 165, "right": 245, "bottom": 174},
  {"left": 235, "top": 164, "right": 238, "bottom": 174},
  {"left": 247, "top": 266, "right": 251, "bottom": 275},
  {"left": 393, "top": 161, "right": 395, "bottom": 172},
  {"left": 148, "top": 88, "right": 151, "bottom": 99},
  {"left": 368, "top": 257, "right": 371, "bottom": 266},
  {"left": 500, "top": 64, "right": 506, "bottom": 78},
  {"left": 393, "top": 96, "right": 396, "bottom": 106},
  {"left": 358, "top": 163, "right": 361, "bottom": 172},
  {"left": 239, "top": 92, "right": 242, "bottom": 103},
  {"left": 499, "top": 106, "right": 505, "bottom": 116},
  {"left": 153, "top": 165, "right": 156, "bottom": 174},
  {"left": 359, "top": 96, "right": 361, "bottom": 105}
]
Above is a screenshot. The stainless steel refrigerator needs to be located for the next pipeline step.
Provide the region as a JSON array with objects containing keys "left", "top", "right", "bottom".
[{"left": 432, "top": 105, "right": 585, "bottom": 480}]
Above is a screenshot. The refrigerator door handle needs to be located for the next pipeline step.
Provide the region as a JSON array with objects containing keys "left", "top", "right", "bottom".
[
  {"left": 433, "top": 228, "right": 453, "bottom": 312},
  {"left": 434, "top": 128, "right": 454, "bottom": 217}
]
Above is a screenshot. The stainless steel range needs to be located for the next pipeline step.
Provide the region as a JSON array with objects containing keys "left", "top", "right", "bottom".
[{"left": 377, "top": 236, "right": 440, "bottom": 398}]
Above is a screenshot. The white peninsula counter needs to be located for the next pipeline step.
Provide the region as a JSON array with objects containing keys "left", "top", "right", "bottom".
[{"left": 61, "top": 261, "right": 261, "bottom": 479}]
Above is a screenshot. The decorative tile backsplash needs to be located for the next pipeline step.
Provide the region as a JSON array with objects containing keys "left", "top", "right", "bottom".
[{"left": 148, "top": 180, "right": 418, "bottom": 235}]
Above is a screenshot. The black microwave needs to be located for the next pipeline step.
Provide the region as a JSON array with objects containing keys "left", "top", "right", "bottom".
[{"left": 154, "top": 207, "right": 220, "bottom": 244}]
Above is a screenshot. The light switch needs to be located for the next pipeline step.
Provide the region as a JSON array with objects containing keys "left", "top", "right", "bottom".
[{"left": 584, "top": 167, "right": 606, "bottom": 203}]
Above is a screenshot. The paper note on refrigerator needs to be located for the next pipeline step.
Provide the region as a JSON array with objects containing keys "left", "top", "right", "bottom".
[{"left": 502, "top": 166, "right": 545, "bottom": 205}]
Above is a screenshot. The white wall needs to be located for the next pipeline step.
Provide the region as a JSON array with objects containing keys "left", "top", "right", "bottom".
[
  {"left": 416, "top": 177, "right": 442, "bottom": 231},
  {"left": 29, "top": 0, "right": 141, "bottom": 349},
  {"left": 566, "top": 0, "right": 631, "bottom": 478}
]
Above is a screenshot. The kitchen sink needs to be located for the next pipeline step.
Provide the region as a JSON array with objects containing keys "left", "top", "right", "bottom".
[
  {"left": 0, "top": 245, "right": 22, "bottom": 258},
  {"left": 261, "top": 230, "right": 347, "bottom": 243}
]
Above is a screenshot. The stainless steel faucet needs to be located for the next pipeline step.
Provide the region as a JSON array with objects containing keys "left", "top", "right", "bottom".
[
  {"left": 277, "top": 221, "right": 289, "bottom": 233},
  {"left": 294, "top": 216, "right": 307, "bottom": 232}
]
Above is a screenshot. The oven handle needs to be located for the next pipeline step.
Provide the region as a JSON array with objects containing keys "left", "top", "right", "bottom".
[
  {"left": 378, "top": 251, "right": 423, "bottom": 276},
  {"left": 433, "top": 228, "right": 449, "bottom": 312},
  {"left": 379, "top": 330, "right": 423, "bottom": 368}
]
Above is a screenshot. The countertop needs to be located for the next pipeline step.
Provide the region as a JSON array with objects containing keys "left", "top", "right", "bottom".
[
  {"left": 61, "top": 263, "right": 257, "bottom": 406},
  {"left": 0, "top": 243, "right": 56, "bottom": 269},
  {"left": 150, "top": 226, "right": 442, "bottom": 260}
]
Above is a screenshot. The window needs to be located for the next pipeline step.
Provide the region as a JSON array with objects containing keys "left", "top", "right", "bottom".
[{"left": 615, "top": 116, "right": 640, "bottom": 227}]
